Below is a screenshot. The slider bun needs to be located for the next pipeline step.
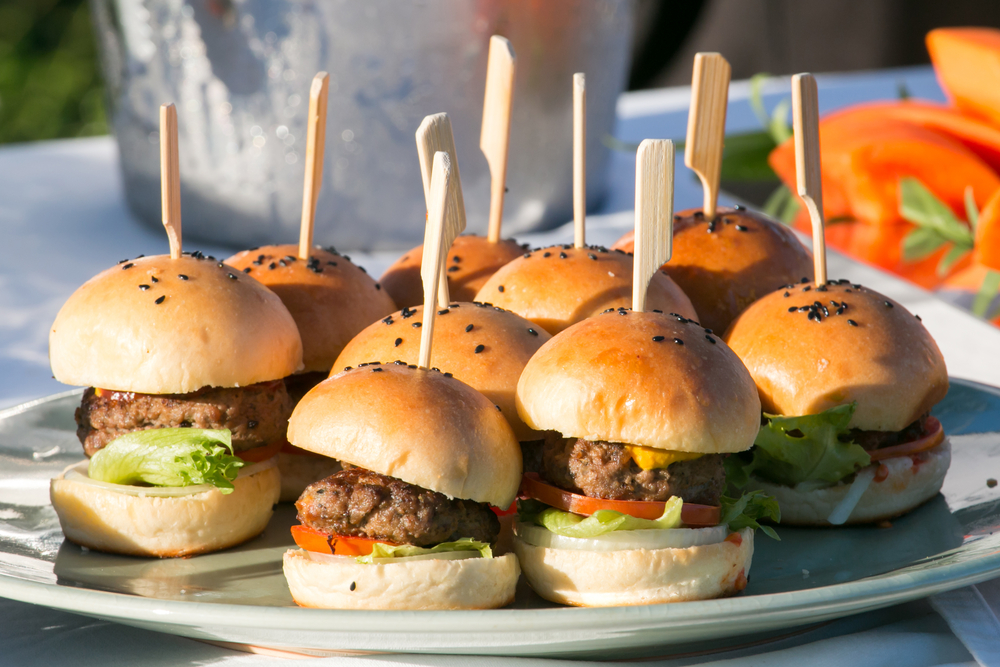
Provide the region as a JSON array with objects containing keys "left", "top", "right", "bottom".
[
  {"left": 288, "top": 363, "right": 522, "bottom": 508},
  {"left": 334, "top": 303, "right": 552, "bottom": 441},
  {"left": 724, "top": 281, "right": 949, "bottom": 431},
  {"left": 517, "top": 311, "right": 761, "bottom": 453},
  {"left": 380, "top": 236, "right": 525, "bottom": 308},
  {"left": 612, "top": 207, "right": 813, "bottom": 333},
  {"left": 747, "top": 441, "right": 951, "bottom": 526},
  {"left": 283, "top": 549, "right": 519, "bottom": 610},
  {"left": 50, "top": 460, "right": 280, "bottom": 557},
  {"left": 226, "top": 245, "right": 396, "bottom": 373},
  {"left": 513, "top": 528, "right": 753, "bottom": 606},
  {"left": 474, "top": 246, "right": 698, "bottom": 335},
  {"left": 50, "top": 255, "right": 302, "bottom": 394}
]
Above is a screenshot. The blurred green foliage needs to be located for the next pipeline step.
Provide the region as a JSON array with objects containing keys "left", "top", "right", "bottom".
[{"left": 0, "top": 0, "right": 107, "bottom": 143}]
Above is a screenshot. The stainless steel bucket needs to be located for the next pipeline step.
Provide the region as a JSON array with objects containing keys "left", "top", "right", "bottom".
[{"left": 90, "top": 0, "right": 635, "bottom": 250}]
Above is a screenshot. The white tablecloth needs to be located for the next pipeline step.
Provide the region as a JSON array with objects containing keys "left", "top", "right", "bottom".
[{"left": 1, "top": 66, "right": 999, "bottom": 665}]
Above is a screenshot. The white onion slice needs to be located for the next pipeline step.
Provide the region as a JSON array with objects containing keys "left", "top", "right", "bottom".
[
  {"left": 304, "top": 549, "right": 482, "bottom": 565},
  {"left": 827, "top": 466, "right": 876, "bottom": 525},
  {"left": 514, "top": 521, "right": 729, "bottom": 552},
  {"left": 61, "top": 458, "right": 275, "bottom": 498}
]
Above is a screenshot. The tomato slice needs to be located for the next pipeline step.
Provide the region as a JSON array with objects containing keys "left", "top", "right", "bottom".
[
  {"left": 237, "top": 440, "right": 283, "bottom": 463},
  {"left": 867, "top": 417, "right": 945, "bottom": 462},
  {"left": 290, "top": 525, "right": 392, "bottom": 556},
  {"left": 519, "top": 473, "right": 721, "bottom": 527},
  {"left": 491, "top": 500, "right": 517, "bottom": 518}
]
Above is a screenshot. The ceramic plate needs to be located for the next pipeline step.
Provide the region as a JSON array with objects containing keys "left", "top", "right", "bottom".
[{"left": 0, "top": 381, "right": 999, "bottom": 659}]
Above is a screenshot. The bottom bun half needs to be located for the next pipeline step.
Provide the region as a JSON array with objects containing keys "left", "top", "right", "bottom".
[
  {"left": 277, "top": 451, "right": 343, "bottom": 503},
  {"left": 746, "top": 440, "right": 951, "bottom": 526},
  {"left": 283, "top": 550, "right": 520, "bottom": 610},
  {"left": 50, "top": 460, "right": 280, "bottom": 557},
  {"left": 513, "top": 528, "right": 753, "bottom": 607}
]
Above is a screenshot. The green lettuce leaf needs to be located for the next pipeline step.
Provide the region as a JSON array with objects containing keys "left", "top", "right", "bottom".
[
  {"left": 721, "top": 490, "right": 781, "bottom": 540},
  {"left": 355, "top": 538, "right": 492, "bottom": 564},
  {"left": 522, "top": 497, "right": 684, "bottom": 538},
  {"left": 734, "top": 403, "right": 871, "bottom": 488},
  {"left": 88, "top": 428, "right": 244, "bottom": 494}
]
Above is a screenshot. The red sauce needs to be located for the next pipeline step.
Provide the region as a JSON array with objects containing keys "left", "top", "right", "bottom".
[
  {"left": 734, "top": 568, "right": 748, "bottom": 591},
  {"left": 874, "top": 464, "right": 890, "bottom": 482},
  {"left": 725, "top": 532, "right": 743, "bottom": 547}
]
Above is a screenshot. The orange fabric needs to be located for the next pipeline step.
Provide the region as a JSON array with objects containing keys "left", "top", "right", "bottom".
[{"left": 927, "top": 28, "right": 1000, "bottom": 127}]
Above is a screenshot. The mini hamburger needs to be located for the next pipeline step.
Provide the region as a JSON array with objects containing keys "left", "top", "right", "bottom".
[
  {"left": 723, "top": 280, "right": 949, "bottom": 525},
  {"left": 612, "top": 206, "right": 814, "bottom": 334},
  {"left": 473, "top": 245, "right": 699, "bottom": 335},
  {"left": 282, "top": 362, "right": 522, "bottom": 610},
  {"left": 225, "top": 244, "right": 396, "bottom": 500},
  {"left": 49, "top": 252, "right": 303, "bottom": 556},
  {"left": 513, "top": 309, "right": 778, "bottom": 606}
]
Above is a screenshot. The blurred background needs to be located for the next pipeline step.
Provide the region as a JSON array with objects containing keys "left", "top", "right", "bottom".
[{"left": 3, "top": 0, "right": 1000, "bottom": 145}]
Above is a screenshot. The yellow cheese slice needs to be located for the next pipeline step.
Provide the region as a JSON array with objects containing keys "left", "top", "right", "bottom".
[{"left": 624, "top": 444, "right": 703, "bottom": 470}]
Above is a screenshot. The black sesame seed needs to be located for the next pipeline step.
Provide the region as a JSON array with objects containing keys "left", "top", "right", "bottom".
[
  {"left": 151, "top": 276, "right": 159, "bottom": 283},
  {"left": 588, "top": 253, "right": 597, "bottom": 260},
  {"left": 498, "top": 285, "right": 505, "bottom": 292},
  {"left": 784, "top": 291, "right": 791, "bottom": 297},
  {"left": 704, "top": 328, "right": 713, "bottom": 334},
  {"left": 884, "top": 300, "right": 893, "bottom": 308},
  {"left": 618, "top": 309, "right": 628, "bottom": 315},
  {"left": 382, "top": 316, "right": 394, "bottom": 325},
  {"left": 735, "top": 225, "right": 748, "bottom": 232},
  {"left": 465, "top": 324, "right": 474, "bottom": 332},
  {"left": 394, "top": 338, "right": 403, "bottom": 347},
  {"left": 344, "top": 366, "right": 352, "bottom": 371},
  {"left": 559, "top": 252, "right": 568, "bottom": 259},
  {"left": 915, "top": 314, "right": 922, "bottom": 321},
  {"left": 227, "top": 273, "right": 238, "bottom": 280},
  {"left": 394, "top": 360, "right": 406, "bottom": 365},
  {"left": 349, "top": 581, "right": 356, "bottom": 591},
  {"left": 845, "top": 289, "right": 852, "bottom": 293},
  {"left": 139, "top": 284, "right": 150, "bottom": 291},
  {"left": 178, "top": 274, "right": 189, "bottom": 281},
  {"left": 242, "top": 267, "right": 252, "bottom": 273},
  {"left": 269, "top": 262, "right": 276, "bottom": 270},
  {"left": 375, "top": 284, "right": 382, "bottom": 290},
  {"left": 543, "top": 252, "right": 551, "bottom": 257},
  {"left": 447, "top": 266, "right": 460, "bottom": 272},
  {"left": 527, "top": 328, "right": 538, "bottom": 336},
  {"left": 652, "top": 309, "right": 663, "bottom": 314},
  {"left": 155, "top": 295, "right": 165, "bottom": 304},
  {"left": 788, "top": 306, "right": 797, "bottom": 312},
  {"left": 122, "top": 263, "right": 134, "bottom": 270},
  {"left": 803, "top": 285, "right": 811, "bottom": 292},
  {"left": 836, "top": 307, "right": 847, "bottom": 315},
  {"left": 452, "top": 256, "right": 461, "bottom": 263},
  {"left": 371, "top": 367, "right": 383, "bottom": 372},
  {"left": 444, "top": 372, "right": 453, "bottom": 377},
  {"left": 408, "top": 364, "right": 417, "bottom": 369},
  {"left": 401, "top": 307, "right": 415, "bottom": 319},
  {"left": 848, "top": 319, "right": 858, "bottom": 327},
  {"left": 343, "top": 255, "right": 351, "bottom": 261},
  {"left": 705, "top": 335, "right": 716, "bottom": 343},
  {"left": 413, "top": 322, "right": 422, "bottom": 328},
  {"left": 523, "top": 252, "right": 532, "bottom": 258},
  {"left": 438, "top": 309, "right": 450, "bottom": 315},
  {"left": 652, "top": 335, "right": 665, "bottom": 342},
  {"left": 118, "top": 259, "right": 129, "bottom": 264},
  {"left": 673, "top": 338, "right": 684, "bottom": 345},
  {"left": 495, "top": 404, "right": 502, "bottom": 411},
  {"left": 474, "top": 344, "right": 485, "bottom": 354},
  {"left": 327, "top": 261, "right": 338, "bottom": 266},
  {"left": 278, "top": 260, "right": 287, "bottom": 267}
]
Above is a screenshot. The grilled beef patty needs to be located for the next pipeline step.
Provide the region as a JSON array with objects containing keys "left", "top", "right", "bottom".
[
  {"left": 296, "top": 467, "right": 500, "bottom": 546},
  {"left": 849, "top": 414, "right": 930, "bottom": 451},
  {"left": 541, "top": 437, "right": 725, "bottom": 505},
  {"left": 75, "top": 380, "right": 293, "bottom": 457}
]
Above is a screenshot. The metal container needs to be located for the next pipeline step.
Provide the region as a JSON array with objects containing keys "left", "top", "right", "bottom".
[{"left": 89, "top": 0, "right": 634, "bottom": 251}]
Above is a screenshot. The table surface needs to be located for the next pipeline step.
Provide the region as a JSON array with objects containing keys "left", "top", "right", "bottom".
[{"left": 0, "top": 65, "right": 998, "bottom": 666}]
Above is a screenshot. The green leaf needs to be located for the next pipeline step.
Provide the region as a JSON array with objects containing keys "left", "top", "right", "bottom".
[
  {"left": 749, "top": 72, "right": 773, "bottom": 128},
  {"left": 769, "top": 99, "right": 792, "bottom": 145},
  {"left": 899, "top": 177, "right": 974, "bottom": 247},
  {"left": 897, "top": 80, "right": 911, "bottom": 101},
  {"left": 762, "top": 184, "right": 802, "bottom": 225},
  {"left": 720, "top": 131, "right": 780, "bottom": 182},
  {"left": 902, "top": 226, "right": 948, "bottom": 262},
  {"left": 88, "top": 428, "right": 244, "bottom": 494},
  {"left": 965, "top": 186, "right": 980, "bottom": 231},
  {"left": 525, "top": 497, "right": 684, "bottom": 538},
  {"left": 973, "top": 269, "right": 1000, "bottom": 318},
  {"left": 937, "top": 245, "right": 971, "bottom": 277},
  {"left": 355, "top": 538, "right": 492, "bottom": 564},
  {"left": 720, "top": 490, "right": 781, "bottom": 540},
  {"left": 750, "top": 403, "right": 872, "bottom": 486}
]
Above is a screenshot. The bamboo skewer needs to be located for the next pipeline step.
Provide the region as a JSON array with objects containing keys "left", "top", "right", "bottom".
[
  {"left": 298, "top": 72, "right": 330, "bottom": 260},
  {"left": 159, "top": 104, "right": 182, "bottom": 259},
  {"left": 632, "top": 140, "right": 675, "bottom": 313},
  {"left": 684, "top": 53, "right": 730, "bottom": 220},
  {"left": 416, "top": 113, "right": 468, "bottom": 307},
  {"left": 791, "top": 72, "right": 827, "bottom": 286},
  {"left": 480, "top": 35, "right": 516, "bottom": 244},
  {"left": 573, "top": 73, "right": 587, "bottom": 249},
  {"left": 418, "top": 152, "right": 455, "bottom": 369}
]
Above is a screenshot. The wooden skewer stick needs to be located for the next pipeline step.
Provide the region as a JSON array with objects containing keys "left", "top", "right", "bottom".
[
  {"left": 633, "top": 140, "right": 674, "bottom": 313},
  {"left": 416, "top": 113, "right": 468, "bottom": 308},
  {"left": 418, "top": 152, "right": 454, "bottom": 369},
  {"left": 299, "top": 72, "right": 330, "bottom": 260},
  {"left": 792, "top": 73, "right": 827, "bottom": 286},
  {"left": 159, "top": 104, "right": 182, "bottom": 259},
  {"left": 684, "top": 53, "right": 730, "bottom": 220},
  {"left": 480, "top": 35, "right": 516, "bottom": 243},
  {"left": 573, "top": 73, "right": 586, "bottom": 249}
]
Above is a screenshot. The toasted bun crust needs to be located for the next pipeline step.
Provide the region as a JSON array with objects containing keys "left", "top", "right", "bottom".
[
  {"left": 612, "top": 207, "right": 813, "bottom": 333},
  {"left": 283, "top": 550, "right": 519, "bottom": 610},
  {"left": 748, "top": 441, "right": 951, "bottom": 525},
  {"left": 333, "top": 303, "right": 551, "bottom": 441},
  {"left": 277, "top": 451, "right": 343, "bottom": 503},
  {"left": 288, "top": 364, "right": 522, "bottom": 507},
  {"left": 513, "top": 528, "right": 753, "bottom": 606},
  {"left": 50, "top": 255, "right": 303, "bottom": 393},
  {"left": 724, "top": 281, "right": 949, "bottom": 430},
  {"left": 380, "top": 236, "right": 525, "bottom": 308},
  {"left": 50, "top": 460, "right": 280, "bottom": 557},
  {"left": 226, "top": 245, "right": 396, "bottom": 373},
  {"left": 473, "top": 246, "right": 698, "bottom": 335},
  {"left": 517, "top": 311, "right": 761, "bottom": 453}
]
